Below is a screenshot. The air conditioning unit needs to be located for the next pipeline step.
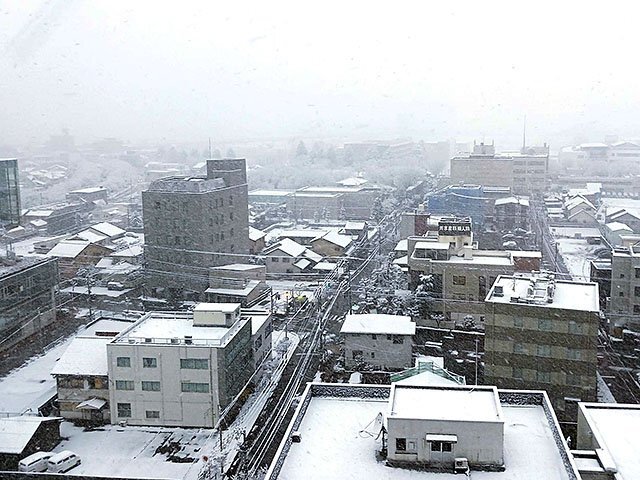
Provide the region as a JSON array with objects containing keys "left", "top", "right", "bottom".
[
  {"left": 184, "top": 335, "right": 193, "bottom": 345},
  {"left": 144, "top": 338, "right": 152, "bottom": 343},
  {"left": 454, "top": 457, "right": 469, "bottom": 474},
  {"left": 291, "top": 431, "right": 302, "bottom": 443}
]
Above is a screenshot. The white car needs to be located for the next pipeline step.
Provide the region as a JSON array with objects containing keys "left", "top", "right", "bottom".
[
  {"left": 18, "top": 451, "right": 54, "bottom": 472},
  {"left": 47, "top": 450, "right": 81, "bottom": 473}
]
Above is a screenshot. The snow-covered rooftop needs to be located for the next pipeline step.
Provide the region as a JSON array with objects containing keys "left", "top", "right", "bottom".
[
  {"left": 341, "top": 314, "right": 415, "bottom": 336},
  {"left": 268, "top": 384, "right": 576, "bottom": 480},
  {"left": 69, "top": 187, "right": 107, "bottom": 194},
  {"left": 315, "top": 230, "right": 353, "bottom": 248},
  {"left": 605, "top": 221, "right": 633, "bottom": 232},
  {"left": 46, "top": 240, "right": 91, "bottom": 258},
  {"left": 394, "top": 239, "right": 408, "bottom": 252},
  {"left": 51, "top": 337, "right": 112, "bottom": 377},
  {"left": 90, "top": 222, "right": 126, "bottom": 238},
  {"left": 579, "top": 403, "right": 640, "bottom": 480},
  {"left": 0, "top": 417, "right": 61, "bottom": 454},
  {"left": 390, "top": 385, "right": 502, "bottom": 423},
  {"left": 414, "top": 240, "right": 449, "bottom": 250},
  {"left": 446, "top": 254, "right": 512, "bottom": 266},
  {"left": 205, "top": 279, "right": 262, "bottom": 296},
  {"left": 495, "top": 196, "right": 530, "bottom": 207},
  {"left": 263, "top": 238, "right": 307, "bottom": 257},
  {"left": 487, "top": 275, "right": 599, "bottom": 312},
  {"left": 112, "top": 311, "right": 249, "bottom": 347},
  {"left": 249, "top": 226, "right": 266, "bottom": 241},
  {"left": 211, "top": 263, "right": 263, "bottom": 272}
]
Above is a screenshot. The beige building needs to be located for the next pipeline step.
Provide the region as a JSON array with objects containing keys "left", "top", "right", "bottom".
[
  {"left": 450, "top": 142, "right": 548, "bottom": 194},
  {"left": 610, "top": 244, "right": 640, "bottom": 328},
  {"left": 406, "top": 218, "right": 541, "bottom": 323},
  {"left": 484, "top": 274, "right": 599, "bottom": 420}
]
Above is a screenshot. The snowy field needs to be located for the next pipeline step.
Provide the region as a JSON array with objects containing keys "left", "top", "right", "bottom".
[{"left": 278, "top": 398, "right": 571, "bottom": 479}]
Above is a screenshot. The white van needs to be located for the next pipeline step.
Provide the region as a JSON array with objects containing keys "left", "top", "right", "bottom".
[
  {"left": 47, "top": 450, "right": 81, "bottom": 473},
  {"left": 18, "top": 451, "right": 53, "bottom": 472}
]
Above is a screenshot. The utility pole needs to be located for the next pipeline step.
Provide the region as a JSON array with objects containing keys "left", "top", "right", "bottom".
[
  {"left": 474, "top": 337, "right": 480, "bottom": 386},
  {"left": 86, "top": 269, "right": 93, "bottom": 322}
]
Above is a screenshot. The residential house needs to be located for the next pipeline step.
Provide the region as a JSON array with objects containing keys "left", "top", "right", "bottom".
[
  {"left": 310, "top": 230, "right": 353, "bottom": 258},
  {"left": 249, "top": 226, "right": 267, "bottom": 254},
  {"left": 341, "top": 314, "right": 415, "bottom": 370},
  {"left": 262, "top": 238, "right": 321, "bottom": 274},
  {"left": 46, "top": 240, "right": 113, "bottom": 278}
]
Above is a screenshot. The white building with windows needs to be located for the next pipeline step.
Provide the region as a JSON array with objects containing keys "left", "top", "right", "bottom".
[
  {"left": 106, "top": 303, "right": 254, "bottom": 427},
  {"left": 386, "top": 384, "right": 504, "bottom": 468},
  {"left": 340, "top": 314, "right": 415, "bottom": 370}
]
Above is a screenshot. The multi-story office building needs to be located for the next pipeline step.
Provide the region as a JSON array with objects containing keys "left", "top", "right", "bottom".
[
  {"left": 609, "top": 244, "right": 640, "bottom": 328},
  {"left": 406, "top": 217, "right": 541, "bottom": 323},
  {"left": 0, "top": 256, "right": 58, "bottom": 352},
  {"left": 142, "top": 159, "right": 249, "bottom": 296},
  {"left": 106, "top": 303, "right": 254, "bottom": 427},
  {"left": 0, "top": 158, "right": 21, "bottom": 227},
  {"left": 484, "top": 273, "right": 599, "bottom": 420},
  {"left": 450, "top": 142, "right": 548, "bottom": 194}
]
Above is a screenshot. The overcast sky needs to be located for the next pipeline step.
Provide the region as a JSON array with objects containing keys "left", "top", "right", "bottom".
[{"left": 1, "top": 1, "right": 639, "bottom": 148}]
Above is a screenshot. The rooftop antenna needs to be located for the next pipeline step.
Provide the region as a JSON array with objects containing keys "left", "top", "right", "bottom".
[
  {"left": 208, "top": 138, "right": 212, "bottom": 158},
  {"left": 522, "top": 115, "right": 527, "bottom": 153}
]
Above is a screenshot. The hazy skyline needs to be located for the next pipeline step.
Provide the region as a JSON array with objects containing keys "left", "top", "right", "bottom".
[{"left": 1, "top": 1, "right": 639, "bottom": 148}]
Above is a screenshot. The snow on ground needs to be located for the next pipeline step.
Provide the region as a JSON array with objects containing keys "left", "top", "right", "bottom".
[
  {"left": 54, "top": 422, "right": 207, "bottom": 479},
  {"left": 555, "top": 238, "right": 600, "bottom": 282},
  {"left": 0, "top": 336, "right": 74, "bottom": 414},
  {"left": 184, "top": 329, "right": 301, "bottom": 479},
  {"left": 549, "top": 226, "right": 600, "bottom": 238}
]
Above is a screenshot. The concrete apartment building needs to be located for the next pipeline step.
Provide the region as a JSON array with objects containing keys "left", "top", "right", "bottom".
[
  {"left": 142, "top": 159, "right": 249, "bottom": 296},
  {"left": 204, "top": 263, "right": 269, "bottom": 306},
  {"left": 106, "top": 303, "right": 254, "bottom": 427},
  {"left": 341, "top": 314, "right": 415, "bottom": 370},
  {"left": 484, "top": 273, "right": 599, "bottom": 420},
  {"left": 0, "top": 158, "right": 21, "bottom": 228},
  {"left": 0, "top": 256, "right": 58, "bottom": 352},
  {"left": 406, "top": 217, "right": 541, "bottom": 323},
  {"left": 450, "top": 142, "right": 548, "bottom": 194},
  {"left": 609, "top": 244, "right": 640, "bottom": 328}
]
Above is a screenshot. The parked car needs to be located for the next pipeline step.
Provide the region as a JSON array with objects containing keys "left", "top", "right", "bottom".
[
  {"left": 47, "top": 451, "right": 81, "bottom": 473},
  {"left": 18, "top": 452, "right": 54, "bottom": 472}
]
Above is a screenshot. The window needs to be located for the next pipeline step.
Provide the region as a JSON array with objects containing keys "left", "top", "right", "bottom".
[
  {"left": 180, "top": 358, "right": 209, "bottom": 369},
  {"left": 89, "top": 377, "right": 106, "bottom": 389},
  {"left": 396, "top": 438, "right": 406, "bottom": 452},
  {"left": 392, "top": 335, "right": 404, "bottom": 344},
  {"left": 58, "top": 377, "right": 84, "bottom": 389},
  {"left": 635, "top": 286, "right": 640, "bottom": 297},
  {"left": 619, "top": 291, "right": 625, "bottom": 297},
  {"left": 566, "top": 374, "right": 581, "bottom": 386},
  {"left": 117, "top": 403, "right": 131, "bottom": 418},
  {"left": 115, "top": 380, "right": 134, "bottom": 391},
  {"left": 453, "top": 275, "right": 466, "bottom": 286},
  {"left": 352, "top": 350, "right": 363, "bottom": 360},
  {"left": 620, "top": 273, "right": 625, "bottom": 279},
  {"left": 537, "top": 345, "right": 551, "bottom": 357},
  {"left": 181, "top": 382, "right": 210, "bottom": 393},
  {"left": 537, "top": 371, "right": 551, "bottom": 383},
  {"left": 271, "top": 257, "right": 279, "bottom": 263},
  {"left": 146, "top": 410, "right": 160, "bottom": 419},
  {"left": 636, "top": 268, "right": 640, "bottom": 279},
  {"left": 143, "top": 357, "right": 157, "bottom": 368},
  {"left": 431, "top": 441, "right": 453, "bottom": 452},
  {"left": 513, "top": 343, "right": 526, "bottom": 354},
  {"left": 371, "top": 352, "right": 375, "bottom": 359},
  {"left": 371, "top": 334, "right": 377, "bottom": 340},
  {"left": 514, "top": 317, "right": 524, "bottom": 328},
  {"left": 568, "top": 321, "right": 582, "bottom": 334},
  {"left": 116, "top": 357, "right": 131, "bottom": 367},
  {"left": 282, "top": 257, "right": 290, "bottom": 263},
  {"left": 567, "top": 348, "right": 582, "bottom": 360},
  {"left": 538, "top": 319, "right": 552, "bottom": 331},
  {"left": 142, "top": 381, "right": 161, "bottom": 391},
  {"left": 635, "top": 305, "right": 640, "bottom": 314}
]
